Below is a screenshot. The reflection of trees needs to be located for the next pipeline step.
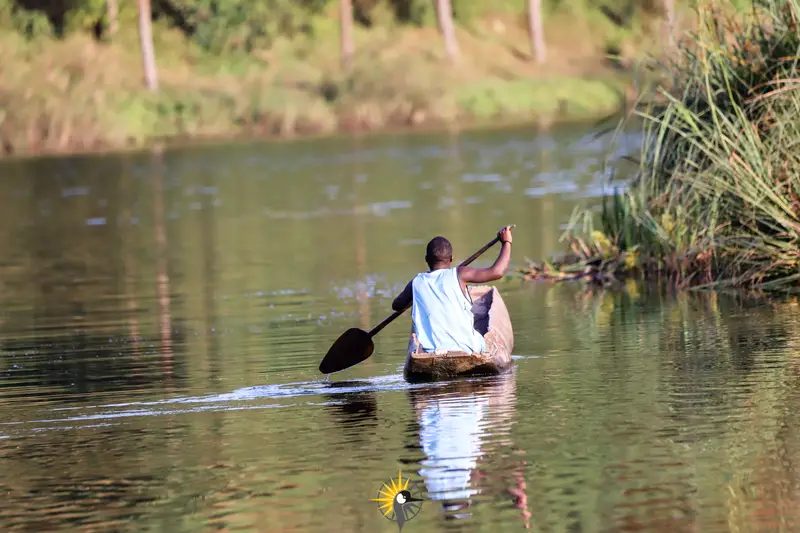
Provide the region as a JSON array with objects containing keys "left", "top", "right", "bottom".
[
  {"left": 532, "top": 285, "right": 793, "bottom": 402},
  {"left": 713, "top": 295, "right": 800, "bottom": 532},
  {"left": 121, "top": 155, "right": 141, "bottom": 348},
  {"left": 352, "top": 137, "right": 371, "bottom": 333},
  {"left": 444, "top": 131, "right": 463, "bottom": 248},
  {"left": 0, "top": 333, "right": 173, "bottom": 402},
  {"left": 0, "top": 457, "right": 163, "bottom": 532},
  {"left": 152, "top": 149, "right": 173, "bottom": 377},
  {"left": 0, "top": 152, "right": 194, "bottom": 399},
  {"left": 515, "top": 283, "right": 800, "bottom": 532},
  {"left": 197, "top": 157, "right": 222, "bottom": 383},
  {"left": 539, "top": 140, "right": 556, "bottom": 258},
  {"left": 23, "top": 157, "right": 124, "bottom": 323}
]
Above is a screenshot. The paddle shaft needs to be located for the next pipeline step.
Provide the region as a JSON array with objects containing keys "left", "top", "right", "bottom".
[{"left": 367, "top": 235, "right": 503, "bottom": 338}]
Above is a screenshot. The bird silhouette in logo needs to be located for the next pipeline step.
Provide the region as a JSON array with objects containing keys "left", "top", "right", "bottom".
[{"left": 371, "top": 471, "right": 424, "bottom": 531}]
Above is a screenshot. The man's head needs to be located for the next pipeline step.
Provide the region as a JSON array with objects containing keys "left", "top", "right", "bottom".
[{"left": 425, "top": 236, "right": 453, "bottom": 269}]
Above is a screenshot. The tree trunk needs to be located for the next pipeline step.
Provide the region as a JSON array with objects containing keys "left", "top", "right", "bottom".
[
  {"left": 340, "top": 0, "right": 355, "bottom": 69},
  {"left": 435, "top": 0, "right": 460, "bottom": 62},
  {"left": 106, "top": 0, "right": 118, "bottom": 37},
  {"left": 663, "top": 0, "right": 676, "bottom": 48},
  {"left": 137, "top": 0, "right": 159, "bottom": 91},
  {"left": 527, "top": 0, "right": 546, "bottom": 63}
]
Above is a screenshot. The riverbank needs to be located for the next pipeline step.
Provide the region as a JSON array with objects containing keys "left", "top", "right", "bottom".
[
  {"left": 519, "top": 0, "right": 800, "bottom": 294},
  {"left": 0, "top": 3, "right": 669, "bottom": 159}
]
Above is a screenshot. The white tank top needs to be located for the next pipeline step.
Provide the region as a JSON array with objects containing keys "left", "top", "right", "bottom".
[{"left": 411, "top": 267, "right": 486, "bottom": 353}]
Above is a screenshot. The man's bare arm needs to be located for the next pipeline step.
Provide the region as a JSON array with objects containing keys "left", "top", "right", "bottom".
[
  {"left": 392, "top": 280, "right": 413, "bottom": 311},
  {"left": 458, "top": 242, "right": 512, "bottom": 283},
  {"left": 457, "top": 226, "right": 513, "bottom": 284}
]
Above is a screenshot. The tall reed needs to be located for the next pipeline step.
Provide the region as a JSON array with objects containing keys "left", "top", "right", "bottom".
[{"left": 566, "top": 0, "right": 800, "bottom": 292}]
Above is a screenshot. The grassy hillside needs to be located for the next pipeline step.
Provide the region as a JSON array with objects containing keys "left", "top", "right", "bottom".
[{"left": 0, "top": 0, "right": 693, "bottom": 158}]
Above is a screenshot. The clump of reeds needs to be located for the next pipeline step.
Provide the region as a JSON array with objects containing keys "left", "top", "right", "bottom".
[{"left": 527, "top": 0, "right": 800, "bottom": 292}]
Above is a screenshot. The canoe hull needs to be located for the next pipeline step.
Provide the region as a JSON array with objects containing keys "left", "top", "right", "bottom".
[{"left": 403, "top": 285, "right": 514, "bottom": 382}]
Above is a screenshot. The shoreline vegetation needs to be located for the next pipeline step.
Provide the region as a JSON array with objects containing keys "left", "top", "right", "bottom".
[
  {"left": 519, "top": 0, "right": 800, "bottom": 294},
  {"left": 1, "top": 0, "right": 693, "bottom": 159}
]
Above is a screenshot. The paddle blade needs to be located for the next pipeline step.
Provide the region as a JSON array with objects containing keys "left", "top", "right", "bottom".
[{"left": 318, "top": 328, "right": 374, "bottom": 374}]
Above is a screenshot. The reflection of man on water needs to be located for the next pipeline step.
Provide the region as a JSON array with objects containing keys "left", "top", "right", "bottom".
[
  {"left": 417, "top": 392, "right": 490, "bottom": 511},
  {"left": 412, "top": 375, "right": 532, "bottom": 526}
]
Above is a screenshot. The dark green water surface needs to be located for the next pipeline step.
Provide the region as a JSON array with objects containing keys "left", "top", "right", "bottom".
[{"left": 1, "top": 124, "right": 799, "bottom": 533}]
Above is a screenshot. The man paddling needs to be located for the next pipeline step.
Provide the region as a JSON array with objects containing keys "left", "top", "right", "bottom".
[{"left": 392, "top": 226, "right": 514, "bottom": 354}]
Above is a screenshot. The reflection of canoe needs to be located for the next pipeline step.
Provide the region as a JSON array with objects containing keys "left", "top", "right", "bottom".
[
  {"left": 403, "top": 285, "right": 514, "bottom": 382},
  {"left": 408, "top": 373, "right": 518, "bottom": 441}
]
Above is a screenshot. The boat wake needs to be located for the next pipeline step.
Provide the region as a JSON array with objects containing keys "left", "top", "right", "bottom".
[
  {"left": 0, "top": 374, "right": 460, "bottom": 437},
  {"left": 0, "top": 359, "right": 542, "bottom": 440}
]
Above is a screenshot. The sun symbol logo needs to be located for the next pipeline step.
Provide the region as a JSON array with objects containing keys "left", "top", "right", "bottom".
[{"left": 370, "top": 471, "right": 424, "bottom": 531}]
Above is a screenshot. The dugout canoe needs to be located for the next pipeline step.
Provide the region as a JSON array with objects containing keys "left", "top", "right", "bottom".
[{"left": 403, "top": 285, "right": 514, "bottom": 382}]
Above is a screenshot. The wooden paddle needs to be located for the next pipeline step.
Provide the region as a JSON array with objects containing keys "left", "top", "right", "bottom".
[{"left": 318, "top": 230, "right": 511, "bottom": 375}]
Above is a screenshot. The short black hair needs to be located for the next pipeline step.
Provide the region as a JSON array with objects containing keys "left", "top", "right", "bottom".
[{"left": 425, "top": 236, "right": 452, "bottom": 266}]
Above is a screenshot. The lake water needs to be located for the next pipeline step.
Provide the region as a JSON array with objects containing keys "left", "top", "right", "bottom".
[{"left": 1, "top": 123, "right": 800, "bottom": 533}]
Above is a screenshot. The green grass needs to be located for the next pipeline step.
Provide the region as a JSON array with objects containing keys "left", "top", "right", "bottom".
[
  {"left": 456, "top": 77, "right": 625, "bottom": 121},
  {"left": 546, "top": 0, "right": 800, "bottom": 293}
]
